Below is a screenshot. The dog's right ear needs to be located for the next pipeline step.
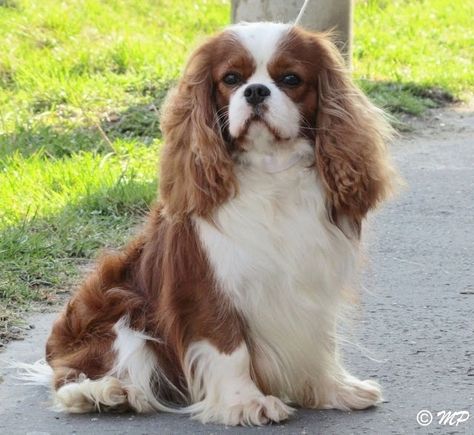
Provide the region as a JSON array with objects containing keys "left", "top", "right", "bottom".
[{"left": 159, "top": 35, "right": 236, "bottom": 219}]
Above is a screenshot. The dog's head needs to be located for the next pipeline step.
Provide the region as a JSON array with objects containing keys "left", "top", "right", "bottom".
[{"left": 160, "top": 22, "right": 395, "bottom": 227}]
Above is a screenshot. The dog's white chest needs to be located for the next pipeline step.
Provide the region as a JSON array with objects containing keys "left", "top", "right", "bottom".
[{"left": 195, "top": 162, "right": 357, "bottom": 400}]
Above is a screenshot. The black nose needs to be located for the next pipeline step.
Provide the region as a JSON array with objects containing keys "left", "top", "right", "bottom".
[{"left": 244, "top": 84, "right": 271, "bottom": 106}]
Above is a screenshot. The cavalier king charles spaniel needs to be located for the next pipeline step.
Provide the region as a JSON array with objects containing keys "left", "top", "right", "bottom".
[{"left": 39, "top": 22, "right": 396, "bottom": 425}]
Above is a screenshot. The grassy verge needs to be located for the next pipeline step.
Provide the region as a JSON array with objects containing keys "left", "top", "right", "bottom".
[
  {"left": 0, "top": 0, "right": 472, "bottom": 338},
  {"left": 354, "top": 0, "right": 473, "bottom": 114}
]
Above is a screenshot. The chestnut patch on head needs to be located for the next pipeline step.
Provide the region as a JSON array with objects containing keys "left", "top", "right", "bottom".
[
  {"left": 211, "top": 36, "right": 255, "bottom": 115},
  {"left": 268, "top": 30, "right": 324, "bottom": 138}
]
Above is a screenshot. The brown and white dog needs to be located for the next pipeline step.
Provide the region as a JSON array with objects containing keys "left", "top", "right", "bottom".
[{"left": 29, "top": 22, "right": 396, "bottom": 425}]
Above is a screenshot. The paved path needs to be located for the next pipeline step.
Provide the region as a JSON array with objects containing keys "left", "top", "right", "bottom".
[{"left": 1, "top": 107, "right": 473, "bottom": 434}]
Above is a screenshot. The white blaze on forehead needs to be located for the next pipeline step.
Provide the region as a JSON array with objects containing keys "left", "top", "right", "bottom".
[
  {"left": 229, "top": 22, "right": 291, "bottom": 69},
  {"left": 226, "top": 22, "right": 300, "bottom": 140}
]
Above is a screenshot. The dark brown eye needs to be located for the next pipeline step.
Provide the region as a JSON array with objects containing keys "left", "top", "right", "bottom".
[
  {"left": 222, "top": 72, "right": 242, "bottom": 86},
  {"left": 280, "top": 73, "right": 301, "bottom": 87}
]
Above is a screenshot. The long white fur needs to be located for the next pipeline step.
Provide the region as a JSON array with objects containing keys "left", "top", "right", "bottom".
[
  {"left": 183, "top": 340, "right": 293, "bottom": 425},
  {"left": 191, "top": 23, "right": 382, "bottom": 416},
  {"left": 12, "top": 359, "right": 53, "bottom": 385},
  {"left": 193, "top": 128, "right": 374, "bottom": 406},
  {"left": 194, "top": 129, "right": 382, "bottom": 410},
  {"left": 107, "top": 317, "right": 182, "bottom": 413}
]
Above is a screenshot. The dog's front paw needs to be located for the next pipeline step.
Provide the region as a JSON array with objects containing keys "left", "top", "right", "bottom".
[
  {"left": 329, "top": 377, "right": 382, "bottom": 410},
  {"left": 226, "top": 395, "right": 293, "bottom": 426},
  {"left": 194, "top": 394, "right": 293, "bottom": 426},
  {"left": 224, "top": 396, "right": 294, "bottom": 426}
]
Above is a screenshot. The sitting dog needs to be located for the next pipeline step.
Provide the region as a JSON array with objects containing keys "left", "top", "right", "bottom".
[{"left": 40, "top": 22, "right": 395, "bottom": 425}]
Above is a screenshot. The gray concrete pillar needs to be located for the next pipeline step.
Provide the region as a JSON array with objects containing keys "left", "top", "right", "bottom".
[{"left": 231, "top": 0, "right": 353, "bottom": 65}]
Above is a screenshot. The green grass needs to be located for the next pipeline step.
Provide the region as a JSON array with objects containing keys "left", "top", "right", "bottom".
[
  {"left": 354, "top": 0, "right": 473, "bottom": 114},
  {"left": 0, "top": 0, "right": 229, "bottom": 332},
  {"left": 0, "top": 0, "right": 472, "bottom": 334}
]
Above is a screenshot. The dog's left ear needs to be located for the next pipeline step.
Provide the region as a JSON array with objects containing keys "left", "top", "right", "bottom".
[{"left": 312, "top": 35, "right": 396, "bottom": 228}]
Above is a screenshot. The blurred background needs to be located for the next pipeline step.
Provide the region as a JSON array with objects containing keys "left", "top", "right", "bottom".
[{"left": 0, "top": 0, "right": 472, "bottom": 340}]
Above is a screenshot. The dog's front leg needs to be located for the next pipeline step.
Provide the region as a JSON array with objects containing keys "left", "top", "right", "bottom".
[{"left": 183, "top": 340, "right": 293, "bottom": 426}]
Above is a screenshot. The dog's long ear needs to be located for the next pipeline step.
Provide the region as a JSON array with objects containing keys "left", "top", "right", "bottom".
[
  {"left": 312, "top": 34, "right": 396, "bottom": 229},
  {"left": 159, "top": 35, "right": 236, "bottom": 219}
]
